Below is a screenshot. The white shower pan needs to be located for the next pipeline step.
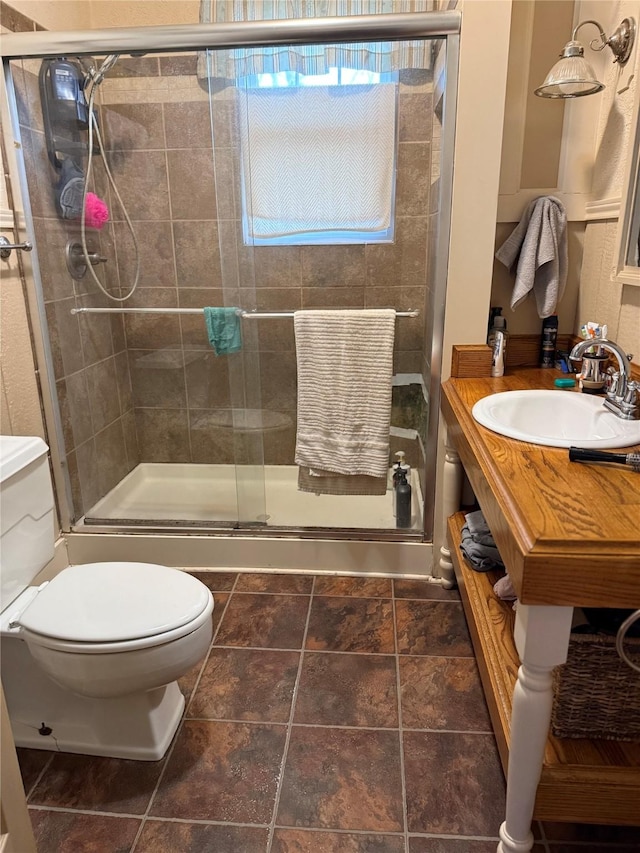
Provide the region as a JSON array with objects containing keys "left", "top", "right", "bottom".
[{"left": 85, "top": 463, "right": 424, "bottom": 531}]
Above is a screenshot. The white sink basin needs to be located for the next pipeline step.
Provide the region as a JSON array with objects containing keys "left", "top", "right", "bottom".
[{"left": 472, "top": 389, "right": 640, "bottom": 449}]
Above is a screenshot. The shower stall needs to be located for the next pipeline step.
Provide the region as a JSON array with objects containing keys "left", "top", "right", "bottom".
[{"left": 1, "top": 10, "right": 459, "bottom": 552}]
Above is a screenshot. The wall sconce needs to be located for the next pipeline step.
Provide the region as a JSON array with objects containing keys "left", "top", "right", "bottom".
[{"left": 535, "top": 17, "right": 635, "bottom": 98}]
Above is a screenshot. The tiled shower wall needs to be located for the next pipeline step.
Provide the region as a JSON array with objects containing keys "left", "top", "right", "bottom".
[
  {"left": 100, "top": 54, "right": 434, "bottom": 467},
  {"left": 11, "top": 45, "right": 437, "bottom": 521}
]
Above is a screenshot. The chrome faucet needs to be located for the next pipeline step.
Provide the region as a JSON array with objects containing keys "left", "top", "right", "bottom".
[{"left": 569, "top": 339, "right": 638, "bottom": 420}]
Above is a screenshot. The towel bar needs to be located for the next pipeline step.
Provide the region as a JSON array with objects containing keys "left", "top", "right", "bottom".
[{"left": 69, "top": 307, "right": 420, "bottom": 318}]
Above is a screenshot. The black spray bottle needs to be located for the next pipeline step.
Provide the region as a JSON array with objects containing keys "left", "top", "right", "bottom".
[
  {"left": 540, "top": 314, "right": 558, "bottom": 367},
  {"left": 395, "top": 469, "right": 412, "bottom": 529}
]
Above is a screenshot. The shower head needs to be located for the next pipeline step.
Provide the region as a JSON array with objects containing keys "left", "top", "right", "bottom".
[
  {"left": 95, "top": 53, "right": 120, "bottom": 83},
  {"left": 83, "top": 54, "right": 120, "bottom": 86}
]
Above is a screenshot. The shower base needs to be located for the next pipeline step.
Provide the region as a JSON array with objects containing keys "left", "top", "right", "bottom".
[{"left": 85, "top": 463, "right": 423, "bottom": 531}]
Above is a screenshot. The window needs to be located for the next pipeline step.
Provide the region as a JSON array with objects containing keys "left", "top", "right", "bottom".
[{"left": 238, "top": 68, "right": 398, "bottom": 246}]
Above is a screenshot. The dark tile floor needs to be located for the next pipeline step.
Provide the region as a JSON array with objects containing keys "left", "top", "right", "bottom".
[{"left": 17, "top": 572, "right": 640, "bottom": 853}]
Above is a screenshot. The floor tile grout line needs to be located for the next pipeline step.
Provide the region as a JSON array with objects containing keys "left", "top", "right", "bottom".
[
  {"left": 27, "top": 803, "right": 271, "bottom": 827},
  {"left": 536, "top": 819, "right": 551, "bottom": 853},
  {"left": 27, "top": 804, "right": 150, "bottom": 820},
  {"left": 177, "top": 716, "right": 493, "bottom": 736},
  {"left": 265, "top": 578, "right": 316, "bottom": 853},
  {"left": 23, "top": 753, "right": 55, "bottom": 803},
  {"left": 128, "top": 576, "right": 244, "bottom": 851},
  {"left": 272, "top": 825, "right": 406, "bottom": 836},
  {"left": 392, "top": 585, "right": 410, "bottom": 853},
  {"left": 209, "top": 642, "right": 474, "bottom": 659},
  {"left": 182, "top": 581, "right": 236, "bottom": 718},
  {"left": 29, "top": 805, "right": 637, "bottom": 850}
]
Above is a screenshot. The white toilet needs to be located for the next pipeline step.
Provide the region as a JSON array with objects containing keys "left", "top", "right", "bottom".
[{"left": 0, "top": 435, "right": 214, "bottom": 760}]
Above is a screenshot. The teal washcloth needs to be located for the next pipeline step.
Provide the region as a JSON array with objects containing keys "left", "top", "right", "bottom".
[{"left": 203, "top": 307, "right": 242, "bottom": 355}]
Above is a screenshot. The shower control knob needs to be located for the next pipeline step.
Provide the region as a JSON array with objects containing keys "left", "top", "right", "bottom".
[
  {"left": 86, "top": 252, "right": 108, "bottom": 266},
  {"left": 65, "top": 240, "right": 108, "bottom": 280}
]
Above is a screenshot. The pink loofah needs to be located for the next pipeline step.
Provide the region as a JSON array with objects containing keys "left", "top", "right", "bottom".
[{"left": 84, "top": 192, "right": 109, "bottom": 229}]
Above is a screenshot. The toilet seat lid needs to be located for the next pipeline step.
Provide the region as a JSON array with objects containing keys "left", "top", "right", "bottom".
[{"left": 19, "top": 562, "right": 211, "bottom": 643}]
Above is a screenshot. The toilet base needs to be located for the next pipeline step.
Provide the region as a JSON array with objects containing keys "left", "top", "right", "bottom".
[
  {"left": 10, "top": 682, "right": 185, "bottom": 761},
  {"left": 2, "top": 636, "right": 185, "bottom": 760}
]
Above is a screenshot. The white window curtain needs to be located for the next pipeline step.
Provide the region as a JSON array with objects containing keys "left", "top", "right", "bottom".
[
  {"left": 197, "top": 0, "right": 435, "bottom": 81},
  {"left": 239, "top": 84, "right": 397, "bottom": 240}
]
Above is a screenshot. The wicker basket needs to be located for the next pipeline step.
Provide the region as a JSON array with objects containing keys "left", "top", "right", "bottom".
[{"left": 551, "top": 632, "right": 640, "bottom": 741}]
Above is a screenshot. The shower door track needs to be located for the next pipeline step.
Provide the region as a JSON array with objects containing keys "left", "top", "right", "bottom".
[
  {"left": 75, "top": 520, "right": 424, "bottom": 543},
  {"left": 0, "top": 12, "right": 461, "bottom": 59}
]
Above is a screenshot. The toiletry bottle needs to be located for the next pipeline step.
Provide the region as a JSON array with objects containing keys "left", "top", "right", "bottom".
[
  {"left": 490, "top": 316, "right": 508, "bottom": 378},
  {"left": 540, "top": 314, "right": 558, "bottom": 368},
  {"left": 395, "top": 468, "right": 412, "bottom": 529},
  {"left": 391, "top": 451, "right": 411, "bottom": 517},
  {"left": 487, "top": 307, "right": 504, "bottom": 349}
]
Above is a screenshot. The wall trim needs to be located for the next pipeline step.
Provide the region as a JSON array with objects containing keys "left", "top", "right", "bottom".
[
  {"left": 585, "top": 197, "right": 621, "bottom": 221},
  {"left": 497, "top": 190, "right": 587, "bottom": 223}
]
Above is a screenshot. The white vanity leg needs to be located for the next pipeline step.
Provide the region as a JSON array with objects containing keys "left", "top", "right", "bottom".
[
  {"left": 438, "top": 444, "right": 463, "bottom": 589},
  {"left": 497, "top": 604, "right": 573, "bottom": 853}
]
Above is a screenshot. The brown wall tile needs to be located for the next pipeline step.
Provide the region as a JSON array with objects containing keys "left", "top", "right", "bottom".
[
  {"left": 167, "top": 149, "right": 217, "bottom": 220},
  {"left": 110, "top": 151, "right": 170, "bottom": 220},
  {"left": 130, "top": 349, "right": 187, "bottom": 408},
  {"left": 85, "top": 357, "right": 121, "bottom": 432},
  {"left": 135, "top": 408, "right": 190, "bottom": 462},
  {"left": 95, "top": 419, "right": 132, "bottom": 497},
  {"left": 102, "top": 103, "right": 165, "bottom": 151}
]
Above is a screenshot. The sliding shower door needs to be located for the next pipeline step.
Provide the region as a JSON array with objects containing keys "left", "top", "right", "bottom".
[
  {"left": 201, "top": 34, "right": 446, "bottom": 534},
  {"left": 4, "top": 11, "right": 457, "bottom": 539},
  {"left": 6, "top": 52, "right": 267, "bottom": 528}
]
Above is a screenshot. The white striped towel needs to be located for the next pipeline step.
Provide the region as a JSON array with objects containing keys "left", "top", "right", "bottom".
[{"left": 294, "top": 309, "right": 396, "bottom": 493}]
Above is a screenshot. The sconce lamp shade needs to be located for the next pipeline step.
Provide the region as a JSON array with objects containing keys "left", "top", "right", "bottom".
[
  {"left": 535, "top": 19, "right": 635, "bottom": 99},
  {"left": 535, "top": 41, "right": 604, "bottom": 98}
]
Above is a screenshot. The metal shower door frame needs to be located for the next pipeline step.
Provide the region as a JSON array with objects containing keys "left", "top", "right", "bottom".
[{"left": 2, "top": 10, "right": 460, "bottom": 541}]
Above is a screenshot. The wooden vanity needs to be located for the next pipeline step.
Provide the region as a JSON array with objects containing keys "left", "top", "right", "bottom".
[{"left": 440, "top": 366, "right": 640, "bottom": 852}]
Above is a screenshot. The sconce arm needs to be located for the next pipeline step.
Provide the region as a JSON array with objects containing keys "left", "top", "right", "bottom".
[
  {"left": 571, "top": 17, "right": 635, "bottom": 65},
  {"left": 571, "top": 19, "right": 608, "bottom": 52}
]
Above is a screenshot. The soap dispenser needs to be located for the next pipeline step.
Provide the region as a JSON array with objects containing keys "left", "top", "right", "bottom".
[
  {"left": 395, "top": 469, "right": 412, "bottom": 528},
  {"left": 391, "top": 451, "right": 411, "bottom": 517}
]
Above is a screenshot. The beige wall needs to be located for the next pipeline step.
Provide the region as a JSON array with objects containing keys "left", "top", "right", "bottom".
[
  {"left": 0, "top": 251, "right": 44, "bottom": 437},
  {"left": 6, "top": 0, "right": 200, "bottom": 29},
  {"left": 442, "top": 0, "right": 512, "bottom": 365},
  {"left": 88, "top": 0, "right": 200, "bottom": 28},
  {"left": 0, "top": 136, "right": 45, "bottom": 438},
  {"left": 577, "top": 0, "right": 640, "bottom": 358},
  {"left": 493, "top": 0, "right": 640, "bottom": 356},
  {"left": 3, "top": 0, "right": 91, "bottom": 29}
]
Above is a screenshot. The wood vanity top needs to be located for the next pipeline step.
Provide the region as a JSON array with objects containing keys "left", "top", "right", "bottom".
[{"left": 441, "top": 369, "right": 640, "bottom": 609}]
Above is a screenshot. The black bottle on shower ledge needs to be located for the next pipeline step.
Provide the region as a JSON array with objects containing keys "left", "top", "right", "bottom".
[{"left": 395, "top": 469, "right": 412, "bottom": 529}]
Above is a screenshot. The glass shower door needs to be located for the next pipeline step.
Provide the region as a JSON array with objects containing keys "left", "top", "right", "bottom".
[
  {"left": 6, "top": 51, "right": 267, "bottom": 528},
  {"left": 203, "top": 35, "right": 441, "bottom": 534}
]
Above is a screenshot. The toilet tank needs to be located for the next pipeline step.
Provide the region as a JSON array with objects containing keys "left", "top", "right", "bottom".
[{"left": 0, "top": 436, "right": 55, "bottom": 611}]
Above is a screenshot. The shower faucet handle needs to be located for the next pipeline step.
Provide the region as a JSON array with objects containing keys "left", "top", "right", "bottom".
[
  {"left": 65, "top": 240, "right": 108, "bottom": 280},
  {"left": 86, "top": 251, "right": 108, "bottom": 266}
]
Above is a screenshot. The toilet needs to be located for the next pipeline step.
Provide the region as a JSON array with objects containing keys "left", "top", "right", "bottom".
[{"left": 0, "top": 436, "right": 214, "bottom": 760}]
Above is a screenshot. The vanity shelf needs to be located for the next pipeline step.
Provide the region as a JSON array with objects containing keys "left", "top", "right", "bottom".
[{"left": 447, "top": 511, "right": 640, "bottom": 826}]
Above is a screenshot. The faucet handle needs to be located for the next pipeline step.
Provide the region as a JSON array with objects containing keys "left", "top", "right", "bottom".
[
  {"left": 623, "top": 380, "right": 639, "bottom": 407},
  {"left": 605, "top": 370, "right": 623, "bottom": 399}
]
